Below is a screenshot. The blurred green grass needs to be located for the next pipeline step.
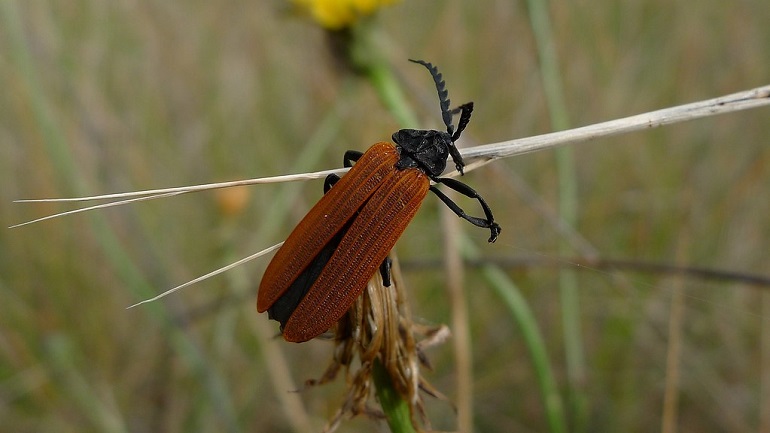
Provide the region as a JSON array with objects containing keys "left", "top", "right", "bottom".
[{"left": 2, "top": 1, "right": 769, "bottom": 432}]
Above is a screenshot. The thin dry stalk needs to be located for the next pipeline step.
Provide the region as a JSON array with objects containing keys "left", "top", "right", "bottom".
[{"left": 441, "top": 201, "right": 474, "bottom": 433}]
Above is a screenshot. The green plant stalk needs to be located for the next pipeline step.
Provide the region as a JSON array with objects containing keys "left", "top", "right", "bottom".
[
  {"left": 373, "top": 359, "right": 416, "bottom": 433},
  {"left": 364, "top": 62, "right": 419, "bottom": 128},
  {"left": 462, "top": 235, "right": 568, "bottom": 433},
  {"left": 524, "top": 0, "right": 588, "bottom": 430},
  {"left": 348, "top": 22, "right": 419, "bottom": 128}
]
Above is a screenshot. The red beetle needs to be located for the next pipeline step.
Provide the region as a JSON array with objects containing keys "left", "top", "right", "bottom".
[{"left": 258, "top": 60, "right": 500, "bottom": 342}]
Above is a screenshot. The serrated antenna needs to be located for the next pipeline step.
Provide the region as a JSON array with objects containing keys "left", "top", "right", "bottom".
[{"left": 409, "top": 59, "right": 454, "bottom": 135}]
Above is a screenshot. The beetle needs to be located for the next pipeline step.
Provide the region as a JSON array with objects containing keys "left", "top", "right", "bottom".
[{"left": 257, "top": 59, "right": 501, "bottom": 342}]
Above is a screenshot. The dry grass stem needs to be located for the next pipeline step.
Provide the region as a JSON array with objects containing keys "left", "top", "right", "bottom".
[
  {"left": 463, "top": 84, "right": 770, "bottom": 165},
  {"left": 126, "top": 242, "right": 283, "bottom": 308},
  {"left": 13, "top": 85, "right": 768, "bottom": 233}
]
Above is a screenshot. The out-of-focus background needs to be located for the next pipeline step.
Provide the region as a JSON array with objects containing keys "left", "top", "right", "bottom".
[{"left": 2, "top": 1, "right": 769, "bottom": 432}]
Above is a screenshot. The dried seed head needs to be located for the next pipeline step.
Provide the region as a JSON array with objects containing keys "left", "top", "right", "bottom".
[{"left": 305, "top": 253, "right": 451, "bottom": 432}]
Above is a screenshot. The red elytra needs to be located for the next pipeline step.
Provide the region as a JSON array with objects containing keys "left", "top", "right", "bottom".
[{"left": 257, "top": 142, "right": 429, "bottom": 342}]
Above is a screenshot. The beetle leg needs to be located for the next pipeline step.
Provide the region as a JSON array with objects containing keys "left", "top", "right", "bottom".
[
  {"left": 343, "top": 150, "right": 364, "bottom": 168},
  {"left": 379, "top": 256, "right": 392, "bottom": 287},
  {"left": 324, "top": 174, "right": 340, "bottom": 193},
  {"left": 430, "top": 178, "right": 501, "bottom": 243},
  {"left": 324, "top": 151, "right": 364, "bottom": 193}
]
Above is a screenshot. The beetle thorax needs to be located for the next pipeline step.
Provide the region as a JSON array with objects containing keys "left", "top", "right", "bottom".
[{"left": 392, "top": 129, "right": 453, "bottom": 177}]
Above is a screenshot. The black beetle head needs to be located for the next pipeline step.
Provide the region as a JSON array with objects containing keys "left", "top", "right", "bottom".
[{"left": 392, "top": 129, "right": 457, "bottom": 177}]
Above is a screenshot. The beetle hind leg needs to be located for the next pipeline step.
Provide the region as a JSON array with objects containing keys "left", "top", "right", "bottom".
[
  {"left": 379, "top": 256, "right": 392, "bottom": 287},
  {"left": 430, "top": 178, "right": 501, "bottom": 243}
]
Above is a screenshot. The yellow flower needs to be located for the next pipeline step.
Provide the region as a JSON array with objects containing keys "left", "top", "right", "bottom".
[{"left": 294, "top": 0, "right": 401, "bottom": 30}]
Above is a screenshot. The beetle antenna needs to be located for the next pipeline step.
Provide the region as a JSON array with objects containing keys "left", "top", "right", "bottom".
[{"left": 409, "top": 59, "right": 454, "bottom": 136}]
